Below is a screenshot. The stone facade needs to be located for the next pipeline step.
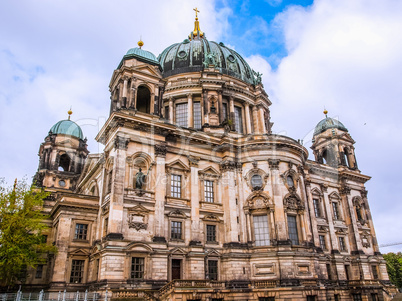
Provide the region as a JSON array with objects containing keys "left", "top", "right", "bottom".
[{"left": 26, "top": 17, "right": 396, "bottom": 301}]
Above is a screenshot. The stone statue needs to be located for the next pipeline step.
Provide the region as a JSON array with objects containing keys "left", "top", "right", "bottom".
[
  {"left": 135, "top": 168, "right": 146, "bottom": 189},
  {"left": 203, "top": 52, "right": 216, "bottom": 67},
  {"left": 253, "top": 70, "right": 263, "bottom": 85}
]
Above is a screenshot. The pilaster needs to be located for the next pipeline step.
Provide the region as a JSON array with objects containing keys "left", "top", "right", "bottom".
[{"left": 154, "top": 144, "right": 167, "bottom": 240}]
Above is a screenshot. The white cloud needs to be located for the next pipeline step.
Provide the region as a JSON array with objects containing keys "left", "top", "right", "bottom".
[{"left": 252, "top": 0, "right": 402, "bottom": 250}]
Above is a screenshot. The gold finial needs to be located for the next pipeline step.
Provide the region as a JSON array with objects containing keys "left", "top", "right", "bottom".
[
  {"left": 138, "top": 36, "right": 144, "bottom": 49},
  {"left": 323, "top": 109, "right": 328, "bottom": 118},
  {"left": 68, "top": 108, "right": 73, "bottom": 120},
  {"left": 189, "top": 7, "right": 204, "bottom": 40}
]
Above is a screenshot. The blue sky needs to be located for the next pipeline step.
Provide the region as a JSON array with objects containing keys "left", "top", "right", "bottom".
[{"left": 1, "top": 0, "right": 402, "bottom": 253}]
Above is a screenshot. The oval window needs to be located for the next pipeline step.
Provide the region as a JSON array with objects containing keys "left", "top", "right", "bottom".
[
  {"left": 251, "top": 174, "right": 263, "bottom": 190},
  {"left": 227, "top": 54, "right": 236, "bottom": 62},
  {"left": 59, "top": 180, "right": 66, "bottom": 187},
  {"left": 287, "top": 175, "right": 294, "bottom": 187}
]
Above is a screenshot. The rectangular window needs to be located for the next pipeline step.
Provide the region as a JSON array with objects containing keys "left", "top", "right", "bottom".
[
  {"left": 319, "top": 235, "right": 326, "bottom": 250},
  {"left": 222, "top": 103, "right": 228, "bottom": 120},
  {"left": 371, "top": 293, "right": 378, "bottom": 301},
  {"left": 94, "top": 258, "right": 100, "bottom": 280},
  {"left": 339, "top": 237, "right": 346, "bottom": 251},
  {"left": 171, "top": 174, "right": 181, "bottom": 198},
  {"left": 206, "top": 225, "right": 216, "bottom": 242},
  {"left": 287, "top": 215, "right": 299, "bottom": 245},
  {"left": 103, "top": 218, "right": 108, "bottom": 237},
  {"left": 165, "top": 106, "right": 169, "bottom": 121},
  {"left": 193, "top": 102, "right": 202, "bottom": 129},
  {"left": 326, "top": 264, "right": 332, "bottom": 280},
  {"left": 313, "top": 199, "right": 321, "bottom": 217},
  {"left": 259, "top": 298, "right": 275, "bottom": 301},
  {"left": 70, "top": 260, "right": 85, "bottom": 283},
  {"left": 371, "top": 265, "right": 379, "bottom": 279},
  {"left": 107, "top": 170, "right": 113, "bottom": 193},
  {"left": 253, "top": 215, "right": 270, "bottom": 246},
  {"left": 176, "top": 103, "right": 188, "bottom": 127},
  {"left": 234, "top": 106, "right": 243, "bottom": 133},
  {"left": 334, "top": 294, "right": 340, "bottom": 301},
  {"left": 345, "top": 264, "right": 351, "bottom": 280},
  {"left": 131, "top": 257, "right": 144, "bottom": 279},
  {"left": 352, "top": 294, "right": 362, "bottom": 301},
  {"left": 171, "top": 221, "right": 182, "bottom": 240},
  {"left": 306, "top": 296, "right": 316, "bottom": 301},
  {"left": 35, "top": 264, "right": 44, "bottom": 279},
  {"left": 208, "top": 260, "right": 218, "bottom": 280},
  {"left": 332, "top": 202, "right": 340, "bottom": 220},
  {"left": 74, "top": 223, "right": 88, "bottom": 240},
  {"left": 204, "top": 180, "right": 214, "bottom": 203}
]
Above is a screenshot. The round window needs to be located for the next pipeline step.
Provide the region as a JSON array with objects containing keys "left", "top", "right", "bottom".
[
  {"left": 251, "top": 174, "right": 263, "bottom": 190},
  {"left": 59, "top": 180, "right": 66, "bottom": 187},
  {"left": 178, "top": 50, "right": 187, "bottom": 58}
]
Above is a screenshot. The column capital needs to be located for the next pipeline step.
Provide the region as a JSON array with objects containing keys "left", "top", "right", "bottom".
[
  {"left": 187, "top": 155, "right": 199, "bottom": 167},
  {"left": 320, "top": 183, "right": 328, "bottom": 193},
  {"left": 114, "top": 136, "right": 129, "bottom": 150},
  {"left": 268, "top": 159, "right": 280, "bottom": 170},
  {"left": 186, "top": 93, "right": 193, "bottom": 99},
  {"left": 154, "top": 144, "right": 167, "bottom": 157}
]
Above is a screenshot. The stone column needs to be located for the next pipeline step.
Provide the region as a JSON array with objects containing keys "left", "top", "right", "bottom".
[
  {"left": 122, "top": 77, "right": 128, "bottom": 108},
  {"left": 305, "top": 181, "right": 320, "bottom": 247},
  {"left": 218, "top": 90, "right": 224, "bottom": 123},
  {"left": 268, "top": 159, "right": 287, "bottom": 242},
  {"left": 258, "top": 106, "right": 267, "bottom": 134},
  {"left": 153, "top": 86, "right": 159, "bottom": 115},
  {"left": 220, "top": 160, "right": 238, "bottom": 242},
  {"left": 203, "top": 89, "right": 209, "bottom": 124},
  {"left": 51, "top": 216, "right": 72, "bottom": 283},
  {"left": 244, "top": 103, "right": 252, "bottom": 134},
  {"left": 107, "top": 136, "right": 128, "bottom": 238},
  {"left": 189, "top": 156, "right": 200, "bottom": 243},
  {"left": 169, "top": 97, "right": 174, "bottom": 124},
  {"left": 321, "top": 185, "right": 339, "bottom": 251},
  {"left": 341, "top": 186, "right": 364, "bottom": 252},
  {"left": 153, "top": 144, "right": 167, "bottom": 241},
  {"left": 361, "top": 190, "right": 380, "bottom": 254},
  {"left": 229, "top": 96, "right": 235, "bottom": 130},
  {"left": 187, "top": 93, "right": 193, "bottom": 128},
  {"left": 252, "top": 106, "right": 260, "bottom": 134}
]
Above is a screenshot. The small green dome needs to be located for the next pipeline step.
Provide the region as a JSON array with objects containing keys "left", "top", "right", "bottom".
[
  {"left": 124, "top": 47, "right": 160, "bottom": 65},
  {"left": 314, "top": 117, "right": 348, "bottom": 136},
  {"left": 49, "top": 120, "right": 84, "bottom": 139}
]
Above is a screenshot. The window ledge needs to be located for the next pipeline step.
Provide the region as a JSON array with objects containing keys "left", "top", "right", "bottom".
[
  {"left": 166, "top": 196, "right": 190, "bottom": 207},
  {"left": 206, "top": 241, "right": 219, "bottom": 245}
]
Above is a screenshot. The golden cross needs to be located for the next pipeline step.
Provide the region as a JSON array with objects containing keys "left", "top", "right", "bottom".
[{"left": 193, "top": 7, "right": 200, "bottom": 18}]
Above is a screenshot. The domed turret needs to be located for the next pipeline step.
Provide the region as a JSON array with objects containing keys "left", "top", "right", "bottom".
[
  {"left": 311, "top": 110, "right": 358, "bottom": 169},
  {"left": 34, "top": 110, "right": 89, "bottom": 190}
]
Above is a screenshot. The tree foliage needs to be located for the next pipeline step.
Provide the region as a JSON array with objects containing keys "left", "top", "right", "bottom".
[
  {"left": 383, "top": 252, "right": 402, "bottom": 289},
  {"left": 0, "top": 179, "right": 57, "bottom": 286}
]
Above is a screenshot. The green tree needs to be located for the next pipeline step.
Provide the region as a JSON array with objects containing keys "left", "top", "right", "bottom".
[
  {"left": 383, "top": 252, "right": 402, "bottom": 289},
  {"left": 0, "top": 178, "right": 57, "bottom": 287}
]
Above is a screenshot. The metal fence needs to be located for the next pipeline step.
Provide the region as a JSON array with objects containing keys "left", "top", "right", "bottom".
[{"left": 0, "top": 290, "right": 107, "bottom": 301}]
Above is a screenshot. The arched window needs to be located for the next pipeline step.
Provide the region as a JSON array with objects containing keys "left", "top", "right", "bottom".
[
  {"left": 251, "top": 174, "right": 263, "bottom": 190},
  {"left": 58, "top": 154, "right": 70, "bottom": 171},
  {"left": 137, "top": 86, "right": 151, "bottom": 114},
  {"left": 286, "top": 175, "right": 294, "bottom": 187}
]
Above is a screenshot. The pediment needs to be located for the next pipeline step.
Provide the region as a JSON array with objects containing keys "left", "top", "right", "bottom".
[
  {"left": 199, "top": 166, "right": 220, "bottom": 178},
  {"left": 69, "top": 248, "right": 90, "bottom": 256},
  {"left": 311, "top": 187, "right": 323, "bottom": 196},
  {"left": 133, "top": 64, "right": 161, "bottom": 77},
  {"left": 170, "top": 247, "right": 187, "bottom": 255},
  {"left": 127, "top": 242, "right": 153, "bottom": 253},
  {"left": 328, "top": 191, "right": 341, "bottom": 200},
  {"left": 166, "top": 159, "right": 190, "bottom": 171},
  {"left": 207, "top": 249, "right": 220, "bottom": 257},
  {"left": 202, "top": 214, "right": 222, "bottom": 222},
  {"left": 129, "top": 204, "right": 151, "bottom": 213},
  {"left": 167, "top": 209, "right": 188, "bottom": 219}
]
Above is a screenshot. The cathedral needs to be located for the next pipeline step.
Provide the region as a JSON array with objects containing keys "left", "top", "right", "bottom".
[{"left": 29, "top": 11, "right": 395, "bottom": 301}]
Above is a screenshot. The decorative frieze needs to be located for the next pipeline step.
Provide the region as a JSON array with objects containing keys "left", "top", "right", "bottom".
[
  {"left": 114, "top": 136, "right": 129, "bottom": 150},
  {"left": 154, "top": 144, "right": 167, "bottom": 157}
]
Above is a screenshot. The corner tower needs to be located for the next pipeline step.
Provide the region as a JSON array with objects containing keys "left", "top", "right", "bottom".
[
  {"left": 34, "top": 111, "right": 89, "bottom": 190},
  {"left": 311, "top": 110, "right": 358, "bottom": 169}
]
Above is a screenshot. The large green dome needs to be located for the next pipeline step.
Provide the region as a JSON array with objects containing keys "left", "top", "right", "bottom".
[
  {"left": 314, "top": 117, "right": 348, "bottom": 136},
  {"left": 157, "top": 37, "right": 257, "bottom": 84},
  {"left": 49, "top": 120, "right": 84, "bottom": 140}
]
